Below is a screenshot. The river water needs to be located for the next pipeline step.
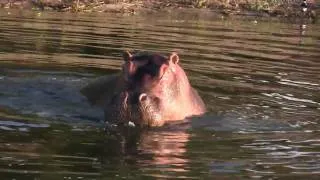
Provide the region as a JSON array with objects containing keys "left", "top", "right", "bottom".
[{"left": 0, "top": 9, "right": 319, "bottom": 179}]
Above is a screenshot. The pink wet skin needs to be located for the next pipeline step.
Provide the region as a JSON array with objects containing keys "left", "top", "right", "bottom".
[{"left": 122, "top": 51, "right": 206, "bottom": 127}]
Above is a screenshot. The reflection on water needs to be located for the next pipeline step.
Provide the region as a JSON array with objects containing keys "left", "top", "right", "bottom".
[{"left": 0, "top": 9, "right": 319, "bottom": 179}]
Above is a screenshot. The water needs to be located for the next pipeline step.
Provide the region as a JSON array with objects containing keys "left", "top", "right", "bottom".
[{"left": 0, "top": 9, "right": 319, "bottom": 179}]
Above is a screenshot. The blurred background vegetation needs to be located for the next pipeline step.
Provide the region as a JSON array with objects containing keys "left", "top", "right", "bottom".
[{"left": 0, "top": 0, "right": 318, "bottom": 17}]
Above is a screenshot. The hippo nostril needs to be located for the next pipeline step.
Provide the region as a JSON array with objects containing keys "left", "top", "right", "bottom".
[{"left": 139, "top": 93, "right": 148, "bottom": 102}]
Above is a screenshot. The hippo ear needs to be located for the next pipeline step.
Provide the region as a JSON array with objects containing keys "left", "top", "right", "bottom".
[
  {"left": 123, "top": 51, "right": 133, "bottom": 61},
  {"left": 169, "top": 52, "right": 179, "bottom": 64}
]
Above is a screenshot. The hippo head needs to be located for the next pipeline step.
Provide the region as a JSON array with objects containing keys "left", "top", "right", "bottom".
[
  {"left": 104, "top": 51, "right": 182, "bottom": 127},
  {"left": 122, "top": 51, "right": 180, "bottom": 94},
  {"left": 79, "top": 51, "right": 206, "bottom": 128}
]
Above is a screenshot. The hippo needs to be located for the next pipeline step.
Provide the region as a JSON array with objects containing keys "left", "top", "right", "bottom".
[{"left": 81, "top": 51, "right": 206, "bottom": 127}]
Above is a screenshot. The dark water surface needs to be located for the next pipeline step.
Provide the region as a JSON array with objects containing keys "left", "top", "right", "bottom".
[{"left": 0, "top": 9, "right": 319, "bottom": 179}]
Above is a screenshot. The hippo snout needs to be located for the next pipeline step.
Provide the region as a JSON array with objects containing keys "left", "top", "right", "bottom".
[{"left": 105, "top": 91, "right": 163, "bottom": 127}]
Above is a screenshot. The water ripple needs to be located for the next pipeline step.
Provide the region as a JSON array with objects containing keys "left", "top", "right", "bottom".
[{"left": 0, "top": 10, "right": 319, "bottom": 179}]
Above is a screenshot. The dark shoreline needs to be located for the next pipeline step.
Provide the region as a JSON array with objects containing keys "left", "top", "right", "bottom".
[{"left": 0, "top": 0, "right": 318, "bottom": 21}]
